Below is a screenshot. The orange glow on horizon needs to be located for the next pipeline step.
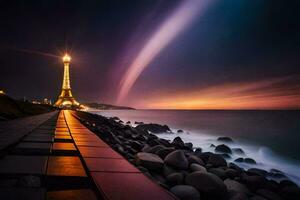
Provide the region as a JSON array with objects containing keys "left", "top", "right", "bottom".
[{"left": 128, "top": 76, "right": 300, "bottom": 110}]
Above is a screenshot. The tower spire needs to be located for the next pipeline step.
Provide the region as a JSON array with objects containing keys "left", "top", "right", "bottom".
[{"left": 54, "top": 53, "right": 81, "bottom": 109}]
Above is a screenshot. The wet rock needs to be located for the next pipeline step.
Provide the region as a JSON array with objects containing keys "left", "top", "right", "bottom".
[
  {"left": 185, "top": 142, "right": 193, "bottom": 149},
  {"left": 177, "top": 129, "right": 184, "bottom": 133},
  {"left": 217, "top": 136, "right": 234, "bottom": 143},
  {"left": 129, "top": 140, "right": 143, "bottom": 151},
  {"left": 172, "top": 137, "right": 185, "bottom": 149},
  {"left": 235, "top": 158, "right": 244, "bottom": 163},
  {"left": 135, "top": 152, "right": 164, "bottom": 170},
  {"left": 224, "top": 179, "right": 250, "bottom": 195},
  {"left": 228, "top": 162, "right": 244, "bottom": 174},
  {"left": 207, "top": 154, "right": 227, "bottom": 167},
  {"left": 209, "top": 168, "right": 226, "bottom": 180},
  {"left": 241, "top": 174, "right": 266, "bottom": 191},
  {"left": 144, "top": 145, "right": 165, "bottom": 153},
  {"left": 187, "top": 155, "right": 205, "bottom": 166},
  {"left": 185, "top": 172, "right": 227, "bottom": 198},
  {"left": 225, "top": 168, "right": 239, "bottom": 179},
  {"left": 194, "top": 148, "right": 202, "bottom": 155},
  {"left": 166, "top": 173, "right": 184, "bottom": 186},
  {"left": 136, "top": 123, "right": 171, "bottom": 133},
  {"left": 170, "top": 185, "right": 200, "bottom": 200},
  {"left": 190, "top": 163, "right": 207, "bottom": 173},
  {"left": 220, "top": 153, "right": 231, "bottom": 159},
  {"left": 156, "top": 147, "right": 175, "bottom": 159},
  {"left": 247, "top": 168, "right": 268, "bottom": 177},
  {"left": 210, "top": 144, "right": 216, "bottom": 148},
  {"left": 280, "top": 186, "right": 300, "bottom": 200},
  {"left": 215, "top": 144, "right": 232, "bottom": 154},
  {"left": 232, "top": 148, "right": 245, "bottom": 155},
  {"left": 163, "top": 165, "right": 178, "bottom": 177},
  {"left": 256, "top": 189, "right": 282, "bottom": 200},
  {"left": 244, "top": 158, "right": 256, "bottom": 164},
  {"left": 279, "top": 180, "right": 297, "bottom": 188},
  {"left": 228, "top": 191, "right": 248, "bottom": 200},
  {"left": 126, "top": 121, "right": 131, "bottom": 124},
  {"left": 164, "top": 150, "right": 189, "bottom": 170}
]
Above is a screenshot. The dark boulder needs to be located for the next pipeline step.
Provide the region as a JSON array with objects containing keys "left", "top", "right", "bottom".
[
  {"left": 235, "top": 158, "right": 244, "bottom": 163},
  {"left": 217, "top": 137, "right": 234, "bottom": 143},
  {"left": 247, "top": 168, "right": 268, "bottom": 177},
  {"left": 232, "top": 148, "right": 245, "bottom": 155},
  {"left": 190, "top": 163, "right": 207, "bottom": 173},
  {"left": 280, "top": 186, "right": 300, "bottom": 200},
  {"left": 163, "top": 165, "right": 178, "bottom": 177},
  {"left": 215, "top": 144, "right": 232, "bottom": 154},
  {"left": 244, "top": 158, "right": 256, "bottom": 164},
  {"left": 136, "top": 123, "right": 171, "bottom": 133},
  {"left": 187, "top": 155, "right": 205, "bottom": 166},
  {"left": 170, "top": 185, "right": 200, "bottom": 200},
  {"left": 156, "top": 147, "right": 175, "bottom": 159},
  {"left": 186, "top": 172, "right": 228, "bottom": 198},
  {"left": 225, "top": 168, "right": 239, "bottom": 179},
  {"left": 135, "top": 152, "right": 164, "bottom": 170},
  {"left": 256, "top": 189, "right": 282, "bottom": 200},
  {"left": 209, "top": 168, "right": 226, "bottom": 180},
  {"left": 224, "top": 179, "right": 250, "bottom": 195},
  {"left": 177, "top": 129, "right": 184, "bottom": 133},
  {"left": 166, "top": 173, "right": 184, "bottom": 186},
  {"left": 164, "top": 150, "right": 189, "bottom": 170},
  {"left": 172, "top": 137, "right": 185, "bottom": 149},
  {"left": 207, "top": 154, "right": 227, "bottom": 167}
]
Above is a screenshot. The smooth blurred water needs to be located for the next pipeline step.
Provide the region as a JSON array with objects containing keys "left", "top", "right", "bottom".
[{"left": 90, "top": 109, "right": 300, "bottom": 184}]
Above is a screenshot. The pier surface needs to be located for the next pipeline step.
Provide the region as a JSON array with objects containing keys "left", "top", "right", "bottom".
[{"left": 0, "top": 110, "right": 177, "bottom": 200}]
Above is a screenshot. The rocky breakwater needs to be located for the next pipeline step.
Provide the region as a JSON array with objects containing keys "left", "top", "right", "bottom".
[{"left": 75, "top": 111, "right": 300, "bottom": 200}]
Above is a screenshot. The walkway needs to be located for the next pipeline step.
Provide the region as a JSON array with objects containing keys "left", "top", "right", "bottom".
[{"left": 0, "top": 110, "right": 177, "bottom": 200}]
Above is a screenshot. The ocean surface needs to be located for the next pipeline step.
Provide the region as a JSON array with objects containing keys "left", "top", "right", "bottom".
[{"left": 90, "top": 109, "right": 300, "bottom": 185}]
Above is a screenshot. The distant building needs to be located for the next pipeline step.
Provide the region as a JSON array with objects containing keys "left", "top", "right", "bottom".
[
  {"left": 0, "top": 89, "right": 5, "bottom": 95},
  {"left": 43, "top": 98, "right": 52, "bottom": 105}
]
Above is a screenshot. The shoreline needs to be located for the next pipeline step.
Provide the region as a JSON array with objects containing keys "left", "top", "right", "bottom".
[{"left": 75, "top": 111, "right": 300, "bottom": 200}]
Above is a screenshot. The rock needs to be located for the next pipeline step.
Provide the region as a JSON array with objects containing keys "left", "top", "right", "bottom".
[
  {"left": 135, "top": 152, "right": 164, "bottom": 170},
  {"left": 232, "top": 148, "right": 245, "bottom": 155},
  {"left": 187, "top": 155, "right": 205, "bottom": 166},
  {"left": 234, "top": 158, "right": 244, "bottom": 163},
  {"left": 247, "top": 168, "right": 268, "bottom": 177},
  {"left": 136, "top": 123, "right": 171, "bottom": 133},
  {"left": 156, "top": 147, "right": 175, "bottom": 159},
  {"left": 229, "top": 191, "right": 248, "bottom": 200},
  {"left": 172, "top": 137, "right": 185, "bottom": 148},
  {"left": 279, "top": 180, "right": 297, "bottom": 188},
  {"left": 225, "top": 168, "right": 239, "bottom": 179},
  {"left": 244, "top": 158, "right": 256, "bottom": 164},
  {"left": 209, "top": 168, "right": 226, "bottom": 180},
  {"left": 220, "top": 153, "right": 231, "bottom": 159},
  {"left": 256, "top": 189, "right": 282, "bottom": 200},
  {"left": 126, "top": 121, "right": 131, "bottom": 124},
  {"left": 190, "top": 163, "right": 207, "bottom": 173},
  {"left": 163, "top": 165, "right": 178, "bottom": 177},
  {"left": 228, "top": 162, "right": 244, "bottom": 174},
  {"left": 194, "top": 148, "right": 202, "bottom": 155},
  {"left": 185, "top": 172, "right": 227, "bottom": 198},
  {"left": 207, "top": 154, "right": 227, "bottom": 167},
  {"left": 129, "top": 140, "right": 143, "bottom": 151},
  {"left": 170, "top": 185, "right": 200, "bottom": 200},
  {"left": 177, "top": 129, "right": 184, "bottom": 133},
  {"left": 17, "top": 175, "right": 41, "bottom": 187},
  {"left": 210, "top": 144, "right": 216, "bottom": 148},
  {"left": 217, "top": 137, "right": 234, "bottom": 143},
  {"left": 224, "top": 179, "right": 250, "bottom": 195},
  {"left": 241, "top": 174, "right": 266, "bottom": 191},
  {"left": 164, "top": 150, "right": 189, "bottom": 170},
  {"left": 215, "top": 144, "right": 232, "bottom": 154},
  {"left": 144, "top": 145, "right": 165, "bottom": 153},
  {"left": 280, "top": 186, "right": 300, "bottom": 200},
  {"left": 185, "top": 142, "right": 193, "bottom": 149},
  {"left": 166, "top": 173, "right": 184, "bottom": 186}
]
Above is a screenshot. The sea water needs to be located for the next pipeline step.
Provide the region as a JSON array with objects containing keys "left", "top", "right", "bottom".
[{"left": 90, "top": 109, "right": 300, "bottom": 185}]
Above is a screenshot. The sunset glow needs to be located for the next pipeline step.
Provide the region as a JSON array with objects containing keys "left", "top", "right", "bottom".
[{"left": 130, "top": 76, "right": 300, "bottom": 110}]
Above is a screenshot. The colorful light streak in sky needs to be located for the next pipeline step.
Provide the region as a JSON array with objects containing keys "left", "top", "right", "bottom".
[{"left": 117, "top": 0, "right": 214, "bottom": 103}]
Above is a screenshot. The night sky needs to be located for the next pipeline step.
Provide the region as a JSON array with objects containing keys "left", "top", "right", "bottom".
[{"left": 0, "top": 0, "right": 299, "bottom": 109}]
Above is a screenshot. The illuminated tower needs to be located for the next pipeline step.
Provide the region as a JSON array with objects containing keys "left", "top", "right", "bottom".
[{"left": 54, "top": 54, "right": 81, "bottom": 108}]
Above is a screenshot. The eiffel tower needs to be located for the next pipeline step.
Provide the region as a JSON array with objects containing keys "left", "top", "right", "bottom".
[{"left": 54, "top": 54, "right": 81, "bottom": 109}]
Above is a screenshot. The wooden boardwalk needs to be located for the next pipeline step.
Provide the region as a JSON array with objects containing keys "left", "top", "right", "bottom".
[{"left": 0, "top": 110, "right": 177, "bottom": 200}]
